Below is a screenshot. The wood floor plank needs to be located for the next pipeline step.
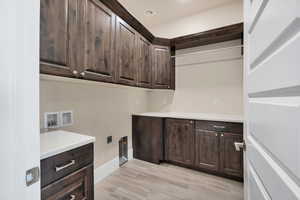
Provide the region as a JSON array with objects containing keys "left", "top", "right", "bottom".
[{"left": 95, "top": 159, "right": 243, "bottom": 200}]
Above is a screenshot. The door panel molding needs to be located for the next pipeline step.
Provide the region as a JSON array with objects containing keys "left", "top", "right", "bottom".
[
  {"left": 248, "top": 136, "right": 300, "bottom": 199},
  {"left": 248, "top": 0, "right": 269, "bottom": 34},
  {"left": 249, "top": 0, "right": 300, "bottom": 66},
  {"left": 248, "top": 162, "right": 271, "bottom": 200},
  {"left": 248, "top": 30, "right": 300, "bottom": 95},
  {"left": 249, "top": 98, "right": 300, "bottom": 181}
]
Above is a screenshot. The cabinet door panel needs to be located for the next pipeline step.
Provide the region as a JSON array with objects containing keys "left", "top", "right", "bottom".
[
  {"left": 137, "top": 36, "right": 152, "bottom": 88},
  {"left": 40, "top": 0, "right": 85, "bottom": 77},
  {"left": 84, "top": 0, "right": 116, "bottom": 82},
  {"left": 132, "top": 116, "right": 163, "bottom": 164},
  {"left": 116, "top": 17, "right": 137, "bottom": 86},
  {"left": 220, "top": 132, "right": 243, "bottom": 178},
  {"left": 69, "top": 0, "right": 86, "bottom": 71},
  {"left": 152, "top": 45, "right": 171, "bottom": 89},
  {"left": 165, "top": 119, "right": 195, "bottom": 166},
  {"left": 40, "top": 0, "right": 68, "bottom": 66},
  {"left": 195, "top": 130, "right": 219, "bottom": 172}
]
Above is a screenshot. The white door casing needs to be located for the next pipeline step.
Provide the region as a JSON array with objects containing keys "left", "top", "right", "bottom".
[
  {"left": 0, "top": 0, "right": 40, "bottom": 199},
  {"left": 244, "top": 0, "right": 300, "bottom": 199}
]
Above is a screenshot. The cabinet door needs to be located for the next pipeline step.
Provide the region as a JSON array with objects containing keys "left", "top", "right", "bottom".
[
  {"left": 137, "top": 36, "right": 152, "bottom": 88},
  {"left": 41, "top": 165, "right": 94, "bottom": 200},
  {"left": 132, "top": 116, "right": 163, "bottom": 164},
  {"left": 152, "top": 45, "right": 171, "bottom": 89},
  {"left": 220, "top": 132, "right": 243, "bottom": 178},
  {"left": 83, "top": 0, "right": 116, "bottom": 82},
  {"left": 165, "top": 119, "right": 195, "bottom": 166},
  {"left": 195, "top": 130, "right": 219, "bottom": 172},
  {"left": 116, "top": 17, "right": 137, "bottom": 86},
  {"left": 40, "top": 0, "right": 85, "bottom": 77}
]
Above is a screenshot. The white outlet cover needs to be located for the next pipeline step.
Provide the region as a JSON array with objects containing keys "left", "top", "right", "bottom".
[
  {"left": 61, "top": 111, "right": 73, "bottom": 127},
  {"left": 44, "top": 112, "right": 60, "bottom": 129}
]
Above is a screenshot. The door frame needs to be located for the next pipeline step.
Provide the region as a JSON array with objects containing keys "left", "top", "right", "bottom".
[
  {"left": 0, "top": 0, "right": 40, "bottom": 199},
  {"left": 243, "top": 1, "right": 249, "bottom": 199}
]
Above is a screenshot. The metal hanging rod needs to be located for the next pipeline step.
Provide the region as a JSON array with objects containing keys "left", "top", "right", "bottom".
[
  {"left": 176, "top": 56, "right": 243, "bottom": 67},
  {"left": 172, "top": 45, "right": 244, "bottom": 58}
]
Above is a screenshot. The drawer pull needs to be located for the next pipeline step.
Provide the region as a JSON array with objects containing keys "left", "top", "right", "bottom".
[
  {"left": 55, "top": 160, "right": 76, "bottom": 172},
  {"left": 213, "top": 125, "right": 226, "bottom": 129},
  {"left": 70, "top": 195, "right": 76, "bottom": 200}
]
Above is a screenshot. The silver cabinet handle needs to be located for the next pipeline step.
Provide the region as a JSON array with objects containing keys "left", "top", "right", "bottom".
[
  {"left": 213, "top": 125, "right": 226, "bottom": 129},
  {"left": 221, "top": 134, "right": 224, "bottom": 137},
  {"left": 55, "top": 160, "right": 76, "bottom": 172},
  {"left": 215, "top": 133, "right": 218, "bottom": 137},
  {"left": 70, "top": 195, "right": 76, "bottom": 200},
  {"left": 234, "top": 141, "right": 246, "bottom": 152}
]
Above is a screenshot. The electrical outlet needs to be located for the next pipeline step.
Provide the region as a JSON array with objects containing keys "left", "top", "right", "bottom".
[
  {"left": 107, "top": 136, "right": 112, "bottom": 144},
  {"left": 44, "top": 112, "right": 60, "bottom": 129},
  {"left": 61, "top": 111, "right": 73, "bottom": 127}
]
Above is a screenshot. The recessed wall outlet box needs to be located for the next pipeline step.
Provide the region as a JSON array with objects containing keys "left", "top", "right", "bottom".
[
  {"left": 44, "top": 112, "right": 60, "bottom": 129},
  {"left": 61, "top": 111, "right": 73, "bottom": 127},
  {"left": 107, "top": 136, "right": 113, "bottom": 144}
]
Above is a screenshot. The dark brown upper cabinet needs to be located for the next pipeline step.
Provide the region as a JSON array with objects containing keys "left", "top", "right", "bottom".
[
  {"left": 137, "top": 35, "right": 152, "bottom": 88},
  {"left": 220, "top": 132, "right": 243, "bottom": 178},
  {"left": 165, "top": 119, "right": 195, "bottom": 167},
  {"left": 195, "top": 130, "right": 219, "bottom": 172},
  {"left": 115, "top": 17, "right": 138, "bottom": 86},
  {"left": 82, "top": 0, "right": 116, "bottom": 83},
  {"left": 152, "top": 45, "right": 171, "bottom": 89},
  {"left": 40, "top": 0, "right": 174, "bottom": 90},
  {"left": 40, "top": 0, "right": 85, "bottom": 78}
]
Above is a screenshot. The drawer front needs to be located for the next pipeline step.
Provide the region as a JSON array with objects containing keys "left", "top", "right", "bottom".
[
  {"left": 195, "top": 120, "right": 243, "bottom": 134},
  {"left": 41, "top": 143, "right": 94, "bottom": 187},
  {"left": 42, "top": 165, "right": 94, "bottom": 200}
]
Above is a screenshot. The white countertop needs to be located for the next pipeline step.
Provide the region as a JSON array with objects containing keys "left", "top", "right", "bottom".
[
  {"left": 133, "top": 112, "right": 243, "bottom": 123},
  {"left": 40, "top": 130, "right": 95, "bottom": 160}
]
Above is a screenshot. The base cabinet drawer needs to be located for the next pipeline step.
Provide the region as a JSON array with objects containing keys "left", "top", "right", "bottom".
[
  {"left": 41, "top": 144, "right": 93, "bottom": 187},
  {"left": 41, "top": 165, "right": 94, "bottom": 200}
]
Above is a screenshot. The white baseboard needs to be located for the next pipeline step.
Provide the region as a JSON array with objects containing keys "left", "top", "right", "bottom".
[
  {"left": 128, "top": 148, "right": 133, "bottom": 160},
  {"left": 94, "top": 148, "right": 133, "bottom": 184}
]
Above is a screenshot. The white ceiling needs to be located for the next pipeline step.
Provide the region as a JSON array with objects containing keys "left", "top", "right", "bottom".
[{"left": 118, "top": 0, "right": 240, "bottom": 30}]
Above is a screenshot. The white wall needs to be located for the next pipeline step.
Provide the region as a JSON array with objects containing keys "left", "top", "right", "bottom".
[
  {"left": 149, "top": 40, "right": 244, "bottom": 115},
  {"left": 40, "top": 76, "right": 149, "bottom": 168},
  {"left": 151, "top": 1, "right": 243, "bottom": 38}
]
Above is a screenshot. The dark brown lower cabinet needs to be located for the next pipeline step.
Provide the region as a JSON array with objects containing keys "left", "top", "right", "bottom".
[
  {"left": 195, "top": 121, "right": 243, "bottom": 180},
  {"left": 220, "top": 132, "right": 243, "bottom": 178},
  {"left": 132, "top": 116, "right": 243, "bottom": 181},
  {"left": 41, "top": 144, "right": 94, "bottom": 200},
  {"left": 132, "top": 116, "right": 163, "bottom": 164},
  {"left": 41, "top": 165, "right": 94, "bottom": 200},
  {"left": 195, "top": 130, "right": 219, "bottom": 172},
  {"left": 165, "top": 119, "right": 195, "bottom": 167}
]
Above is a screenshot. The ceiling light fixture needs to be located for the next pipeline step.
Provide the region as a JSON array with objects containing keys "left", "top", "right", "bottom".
[{"left": 145, "top": 10, "right": 156, "bottom": 16}]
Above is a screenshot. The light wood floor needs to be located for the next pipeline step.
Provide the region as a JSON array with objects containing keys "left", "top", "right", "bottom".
[{"left": 95, "top": 159, "right": 243, "bottom": 200}]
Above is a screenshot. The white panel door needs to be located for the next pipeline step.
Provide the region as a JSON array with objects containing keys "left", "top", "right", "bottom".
[
  {"left": 244, "top": 0, "right": 300, "bottom": 199},
  {"left": 0, "top": 0, "right": 40, "bottom": 199}
]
